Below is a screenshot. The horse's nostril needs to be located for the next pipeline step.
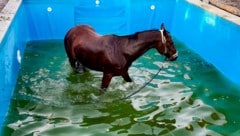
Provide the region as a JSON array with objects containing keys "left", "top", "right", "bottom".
[
  {"left": 173, "top": 52, "right": 178, "bottom": 58},
  {"left": 169, "top": 52, "right": 178, "bottom": 61}
]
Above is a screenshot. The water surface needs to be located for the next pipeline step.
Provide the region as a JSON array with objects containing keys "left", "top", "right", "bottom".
[{"left": 2, "top": 39, "right": 240, "bottom": 136}]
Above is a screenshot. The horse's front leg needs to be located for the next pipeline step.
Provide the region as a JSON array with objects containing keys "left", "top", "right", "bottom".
[
  {"left": 122, "top": 71, "right": 132, "bottom": 82},
  {"left": 100, "top": 72, "right": 113, "bottom": 92}
]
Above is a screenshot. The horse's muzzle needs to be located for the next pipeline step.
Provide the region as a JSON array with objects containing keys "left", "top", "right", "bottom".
[{"left": 169, "top": 52, "right": 178, "bottom": 61}]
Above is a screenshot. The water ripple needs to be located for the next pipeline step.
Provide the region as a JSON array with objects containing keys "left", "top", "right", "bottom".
[{"left": 3, "top": 40, "right": 228, "bottom": 136}]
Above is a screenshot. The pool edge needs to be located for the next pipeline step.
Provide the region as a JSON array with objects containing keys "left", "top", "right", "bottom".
[
  {"left": 187, "top": 0, "right": 240, "bottom": 26},
  {"left": 0, "top": 0, "right": 22, "bottom": 44}
]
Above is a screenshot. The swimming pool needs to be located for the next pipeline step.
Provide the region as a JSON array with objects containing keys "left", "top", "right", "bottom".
[{"left": 0, "top": 0, "right": 240, "bottom": 135}]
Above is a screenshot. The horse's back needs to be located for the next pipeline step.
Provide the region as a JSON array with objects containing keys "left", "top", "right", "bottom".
[{"left": 65, "top": 25, "right": 98, "bottom": 42}]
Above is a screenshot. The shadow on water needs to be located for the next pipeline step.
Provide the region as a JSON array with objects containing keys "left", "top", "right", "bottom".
[{"left": 2, "top": 39, "right": 239, "bottom": 136}]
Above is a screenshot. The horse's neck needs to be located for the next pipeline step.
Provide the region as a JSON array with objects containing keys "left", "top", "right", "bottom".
[{"left": 123, "top": 31, "right": 160, "bottom": 61}]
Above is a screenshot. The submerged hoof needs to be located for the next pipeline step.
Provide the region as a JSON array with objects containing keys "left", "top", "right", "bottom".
[
  {"left": 73, "top": 68, "right": 85, "bottom": 73},
  {"left": 73, "top": 61, "right": 87, "bottom": 73},
  {"left": 99, "top": 88, "right": 107, "bottom": 94}
]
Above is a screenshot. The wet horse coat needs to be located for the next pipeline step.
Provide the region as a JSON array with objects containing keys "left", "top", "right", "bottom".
[{"left": 64, "top": 24, "right": 177, "bottom": 91}]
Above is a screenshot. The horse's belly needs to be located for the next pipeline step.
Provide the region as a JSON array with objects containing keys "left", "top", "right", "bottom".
[
  {"left": 80, "top": 58, "right": 123, "bottom": 76},
  {"left": 84, "top": 62, "right": 104, "bottom": 72},
  {"left": 75, "top": 45, "right": 125, "bottom": 75}
]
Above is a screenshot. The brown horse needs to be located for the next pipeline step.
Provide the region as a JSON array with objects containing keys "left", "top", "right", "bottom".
[{"left": 64, "top": 24, "right": 178, "bottom": 91}]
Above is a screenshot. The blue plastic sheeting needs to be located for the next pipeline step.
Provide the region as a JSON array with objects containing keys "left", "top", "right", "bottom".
[
  {"left": 23, "top": 0, "right": 176, "bottom": 38},
  {"left": 171, "top": 1, "right": 240, "bottom": 86},
  {"left": 0, "top": 4, "right": 29, "bottom": 133},
  {"left": 0, "top": 0, "right": 240, "bottom": 133}
]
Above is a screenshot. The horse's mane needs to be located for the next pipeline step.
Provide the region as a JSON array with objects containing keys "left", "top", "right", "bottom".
[
  {"left": 115, "top": 29, "right": 159, "bottom": 40},
  {"left": 107, "top": 29, "right": 161, "bottom": 46}
]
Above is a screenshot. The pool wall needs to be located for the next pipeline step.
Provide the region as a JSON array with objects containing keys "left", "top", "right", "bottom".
[
  {"left": 172, "top": 0, "right": 240, "bottom": 86},
  {"left": 0, "top": 0, "right": 27, "bottom": 132},
  {"left": 0, "top": 0, "right": 240, "bottom": 133},
  {"left": 23, "top": 0, "right": 176, "bottom": 38}
]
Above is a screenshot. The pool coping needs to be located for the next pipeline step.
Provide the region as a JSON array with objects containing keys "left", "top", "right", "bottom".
[
  {"left": 0, "top": 0, "right": 22, "bottom": 44},
  {"left": 187, "top": 0, "right": 240, "bottom": 26}
]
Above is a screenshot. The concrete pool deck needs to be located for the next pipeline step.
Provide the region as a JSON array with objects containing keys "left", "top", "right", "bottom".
[
  {"left": 209, "top": 0, "right": 240, "bottom": 17},
  {"left": 0, "top": 0, "right": 21, "bottom": 43},
  {"left": 188, "top": 0, "right": 240, "bottom": 25}
]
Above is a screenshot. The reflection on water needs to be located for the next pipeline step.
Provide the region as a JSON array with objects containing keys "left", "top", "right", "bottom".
[{"left": 2, "top": 40, "right": 239, "bottom": 136}]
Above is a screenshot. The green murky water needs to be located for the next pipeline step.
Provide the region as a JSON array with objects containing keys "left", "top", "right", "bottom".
[{"left": 2, "top": 39, "right": 240, "bottom": 136}]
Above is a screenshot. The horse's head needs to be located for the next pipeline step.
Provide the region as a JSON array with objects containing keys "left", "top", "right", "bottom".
[{"left": 156, "top": 24, "right": 178, "bottom": 61}]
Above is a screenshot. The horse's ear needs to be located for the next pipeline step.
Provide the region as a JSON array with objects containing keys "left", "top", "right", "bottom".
[{"left": 160, "top": 23, "right": 165, "bottom": 31}]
